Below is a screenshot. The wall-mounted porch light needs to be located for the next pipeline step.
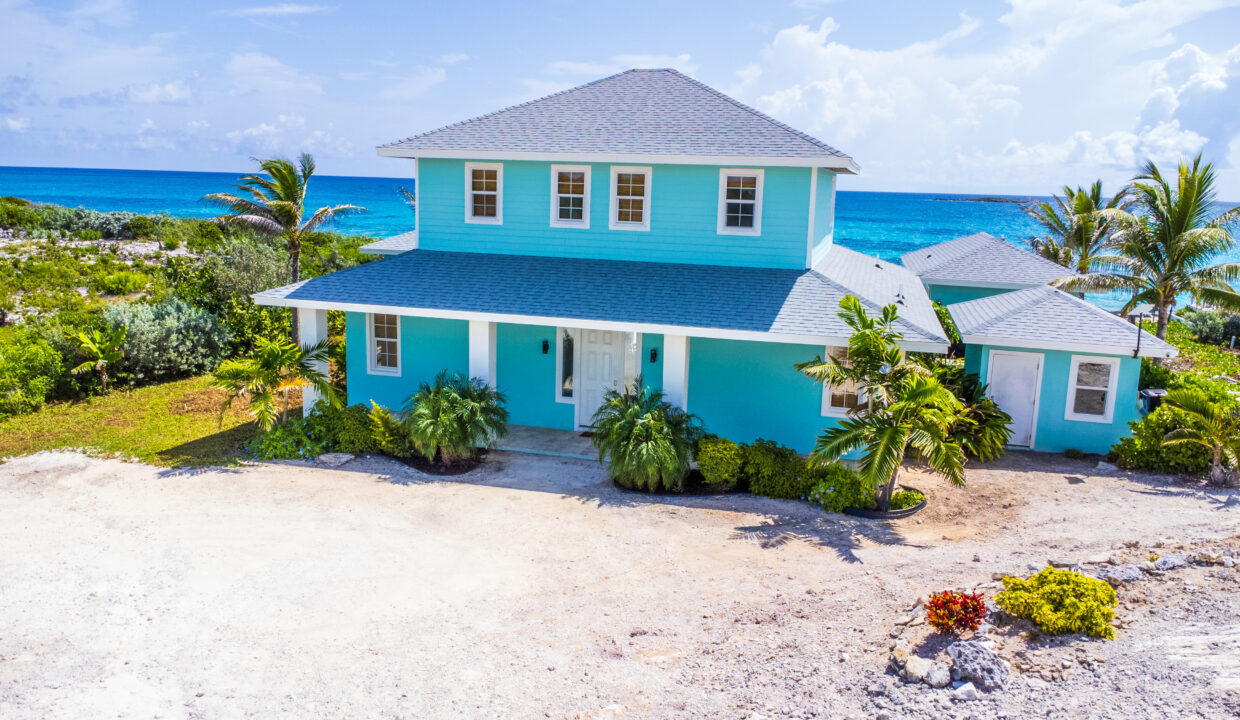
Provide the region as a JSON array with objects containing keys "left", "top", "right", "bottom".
[{"left": 542, "top": 339, "right": 550, "bottom": 354}]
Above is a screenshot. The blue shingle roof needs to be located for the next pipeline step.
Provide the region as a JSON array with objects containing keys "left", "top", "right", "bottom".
[
  {"left": 378, "top": 69, "right": 857, "bottom": 170},
  {"left": 254, "top": 247, "right": 946, "bottom": 346}
]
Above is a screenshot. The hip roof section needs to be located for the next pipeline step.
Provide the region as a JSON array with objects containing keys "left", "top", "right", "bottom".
[
  {"left": 378, "top": 69, "right": 857, "bottom": 171},
  {"left": 900, "top": 232, "right": 1074, "bottom": 289},
  {"left": 254, "top": 245, "right": 946, "bottom": 348}
]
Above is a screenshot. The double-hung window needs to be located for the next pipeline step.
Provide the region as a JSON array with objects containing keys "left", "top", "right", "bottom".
[
  {"left": 368, "top": 313, "right": 400, "bottom": 376},
  {"left": 551, "top": 165, "right": 590, "bottom": 228},
  {"left": 465, "top": 162, "right": 502, "bottom": 224},
  {"left": 717, "top": 169, "right": 763, "bottom": 235},
  {"left": 820, "top": 347, "right": 862, "bottom": 417},
  {"left": 609, "top": 166, "right": 651, "bottom": 230},
  {"left": 1065, "top": 355, "right": 1119, "bottom": 423}
]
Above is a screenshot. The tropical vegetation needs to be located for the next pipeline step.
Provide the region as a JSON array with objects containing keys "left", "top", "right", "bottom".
[
  {"left": 70, "top": 326, "right": 126, "bottom": 393},
  {"left": 212, "top": 337, "right": 338, "bottom": 430},
  {"left": 1024, "top": 180, "right": 1125, "bottom": 275},
  {"left": 1160, "top": 389, "right": 1240, "bottom": 487},
  {"left": 395, "top": 371, "right": 509, "bottom": 466},
  {"left": 995, "top": 566, "right": 1118, "bottom": 640},
  {"left": 797, "top": 295, "right": 966, "bottom": 511},
  {"left": 590, "top": 382, "right": 703, "bottom": 492}
]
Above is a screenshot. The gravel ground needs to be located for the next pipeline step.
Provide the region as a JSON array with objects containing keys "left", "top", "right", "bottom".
[{"left": 0, "top": 449, "right": 1237, "bottom": 719}]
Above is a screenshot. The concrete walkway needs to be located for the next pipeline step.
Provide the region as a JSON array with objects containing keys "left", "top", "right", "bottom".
[{"left": 495, "top": 423, "right": 596, "bottom": 460}]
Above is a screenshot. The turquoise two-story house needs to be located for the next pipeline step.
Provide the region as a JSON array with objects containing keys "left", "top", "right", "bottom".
[{"left": 254, "top": 69, "right": 948, "bottom": 453}]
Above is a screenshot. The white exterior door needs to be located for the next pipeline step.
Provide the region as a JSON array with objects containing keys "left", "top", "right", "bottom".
[
  {"left": 577, "top": 329, "right": 627, "bottom": 429},
  {"left": 987, "top": 350, "right": 1043, "bottom": 448}
]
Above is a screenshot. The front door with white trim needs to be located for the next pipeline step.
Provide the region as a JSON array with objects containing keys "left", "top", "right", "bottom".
[
  {"left": 987, "top": 350, "right": 1042, "bottom": 447},
  {"left": 577, "top": 329, "right": 626, "bottom": 429}
]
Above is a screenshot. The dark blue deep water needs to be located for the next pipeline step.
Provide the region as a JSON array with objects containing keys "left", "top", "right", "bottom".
[{"left": 0, "top": 165, "right": 1045, "bottom": 260}]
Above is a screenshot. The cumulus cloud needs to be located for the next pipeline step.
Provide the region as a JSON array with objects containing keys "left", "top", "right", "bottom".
[
  {"left": 4, "top": 116, "right": 30, "bottom": 132},
  {"left": 221, "top": 4, "right": 332, "bottom": 17},
  {"left": 128, "top": 80, "right": 191, "bottom": 103},
  {"left": 440, "top": 53, "right": 469, "bottom": 66},
  {"left": 227, "top": 52, "right": 322, "bottom": 95},
  {"left": 224, "top": 114, "right": 350, "bottom": 157}
]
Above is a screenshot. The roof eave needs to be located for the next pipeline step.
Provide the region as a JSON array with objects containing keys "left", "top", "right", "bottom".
[
  {"left": 920, "top": 278, "right": 1062, "bottom": 290},
  {"left": 958, "top": 333, "right": 1178, "bottom": 359},
  {"left": 375, "top": 146, "right": 860, "bottom": 173}
]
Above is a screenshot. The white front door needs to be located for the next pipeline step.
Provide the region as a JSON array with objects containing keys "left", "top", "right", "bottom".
[
  {"left": 987, "top": 350, "right": 1043, "bottom": 448},
  {"left": 577, "top": 329, "right": 627, "bottom": 429}
]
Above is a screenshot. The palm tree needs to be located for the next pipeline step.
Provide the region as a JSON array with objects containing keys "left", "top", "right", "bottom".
[
  {"left": 590, "top": 381, "right": 703, "bottom": 493},
  {"left": 400, "top": 371, "right": 509, "bottom": 465},
  {"left": 203, "top": 153, "right": 362, "bottom": 343},
  {"left": 1162, "top": 388, "right": 1240, "bottom": 487},
  {"left": 212, "top": 336, "right": 338, "bottom": 430},
  {"left": 1063, "top": 155, "right": 1240, "bottom": 339},
  {"left": 1023, "top": 180, "right": 1124, "bottom": 274},
  {"left": 797, "top": 296, "right": 965, "bottom": 511},
  {"left": 71, "top": 327, "right": 126, "bottom": 393}
]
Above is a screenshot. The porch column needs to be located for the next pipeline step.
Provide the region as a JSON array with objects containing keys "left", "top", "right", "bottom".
[
  {"left": 298, "top": 307, "right": 329, "bottom": 412},
  {"left": 468, "top": 319, "right": 497, "bottom": 387},
  {"left": 662, "top": 334, "right": 689, "bottom": 409}
]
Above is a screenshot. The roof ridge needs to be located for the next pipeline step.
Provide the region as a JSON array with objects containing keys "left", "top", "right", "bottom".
[
  {"left": 378, "top": 70, "right": 636, "bottom": 149},
  {"left": 965, "top": 286, "right": 1049, "bottom": 334},
  {"left": 805, "top": 265, "right": 942, "bottom": 343},
  {"left": 908, "top": 232, "right": 997, "bottom": 276},
  {"left": 659, "top": 68, "right": 848, "bottom": 159}
]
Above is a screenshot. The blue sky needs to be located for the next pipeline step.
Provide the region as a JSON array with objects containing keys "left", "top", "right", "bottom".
[{"left": 2, "top": 0, "right": 1240, "bottom": 197}]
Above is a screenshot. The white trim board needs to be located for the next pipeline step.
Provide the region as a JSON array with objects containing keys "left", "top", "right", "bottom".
[
  {"left": 959, "top": 333, "right": 1176, "bottom": 359},
  {"left": 930, "top": 279, "right": 1050, "bottom": 291},
  {"left": 1064, "top": 354, "right": 1121, "bottom": 424},
  {"left": 377, "top": 147, "right": 860, "bottom": 173},
  {"left": 716, "top": 168, "right": 763, "bottom": 237},
  {"left": 254, "top": 294, "right": 950, "bottom": 353}
]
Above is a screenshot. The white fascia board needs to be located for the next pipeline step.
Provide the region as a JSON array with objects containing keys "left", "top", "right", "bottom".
[
  {"left": 358, "top": 246, "right": 407, "bottom": 255},
  {"left": 960, "top": 333, "right": 1178, "bottom": 359},
  {"left": 251, "top": 293, "right": 946, "bottom": 352},
  {"left": 376, "top": 146, "right": 860, "bottom": 174},
  {"left": 924, "top": 278, "right": 1046, "bottom": 290}
]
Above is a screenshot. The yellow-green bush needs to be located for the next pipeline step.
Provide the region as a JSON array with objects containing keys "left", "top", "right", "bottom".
[
  {"left": 994, "top": 567, "right": 1118, "bottom": 640},
  {"left": 696, "top": 436, "right": 744, "bottom": 490}
]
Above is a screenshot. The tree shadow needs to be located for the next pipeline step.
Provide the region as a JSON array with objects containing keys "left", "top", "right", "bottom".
[{"left": 155, "top": 423, "right": 256, "bottom": 472}]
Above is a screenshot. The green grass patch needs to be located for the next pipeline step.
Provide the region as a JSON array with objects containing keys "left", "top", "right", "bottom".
[{"left": 0, "top": 375, "right": 265, "bottom": 467}]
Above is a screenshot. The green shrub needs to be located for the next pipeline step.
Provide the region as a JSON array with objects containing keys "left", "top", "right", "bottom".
[
  {"left": 744, "top": 439, "right": 809, "bottom": 499},
  {"left": 124, "top": 215, "right": 157, "bottom": 239},
  {"left": 402, "top": 371, "right": 509, "bottom": 465},
  {"left": 696, "top": 436, "right": 744, "bottom": 490},
  {"left": 1139, "top": 358, "right": 1173, "bottom": 390},
  {"left": 0, "top": 329, "right": 64, "bottom": 418},
  {"left": 805, "top": 462, "right": 871, "bottom": 512},
  {"left": 368, "top": 402, "right": 420, "bottom": 459},
  {"left": 92, "top": 270, "right": 151, "bottom": 296},
  {"left": 591, "top": 382, "right": 703, "bottom": 492},
  {"left": 0, "top": 196, "right": 41, "bottom": 229},
  {"left": 888, "top": 488, "right": 925, "bottom": 511},
  {"left": 933, "top": 301, "right": 961, "bottom": 344},
  {"left": 103, "top": 297, "right": 231, "bottom": 385},
  {"left": 994, "top": 566, "right": 1118, "bottom": 640},
  {"left": 248, "top": 417, "right": 332, "bottom": 461},
  {"left": 76, "top": 229, "right": 102, "bottom": 242},
  {"left": 1179, "top": 307, "right": 1240, "bottom": 347},
  {"left": 308, "top": 403, "right": 377, "bottom": 454},
  {"left": 1110, "top": 404, "right": 1212, "bottom": 475}
]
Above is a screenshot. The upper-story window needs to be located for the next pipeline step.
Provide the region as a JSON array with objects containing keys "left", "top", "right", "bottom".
[
  {"left": 610, "top": 166, "right": 651, "bottom": 231},
  {"left": 717, "top": 169, "right": 763, "bottom": 235},
  {"left": 465, "top": 162, "right": 502, "bottom": 224},
  {"left": 550, "top": 165, "right": 590, "bottom": 228}
]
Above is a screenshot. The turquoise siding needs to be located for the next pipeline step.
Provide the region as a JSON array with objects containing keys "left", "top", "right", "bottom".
[
  {"left": 687, "top": 337, "right": 834, "bottom": 453},
  {"left": 418, "top": 159, "right": 813, "bottom": 269},
  {"left": 928, "top": 284, "right": 1014, "bottom": 306},
  {"left": 810, "top": 170, "right": 836, "bottom": 265},
  {"left": 495, "top": 323, "right": 575, "bottom": 430},
  {"left": 974, "top": 344, "right": 1141, "bottom": 454},
  {"left": 641, "top": 333, "right": 663, "bottom": 391},
  {"left": 345, "top": 312, "right": 469, "bottom": 409}
]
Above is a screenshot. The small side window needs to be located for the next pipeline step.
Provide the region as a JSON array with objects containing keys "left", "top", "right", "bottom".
[
  {"left": 368, "top": 313, "right": 401, "bottom": 376},
  {"left": 556, "top": 328, "right": 575, "bottom": 403},
  {"left": 821, "top": 346, "right": 862, "bottom": 417},
  {"left": 465, "top": 162, "right": 502, "bottom": 224},
  {"left": 1065, "top": 355, "right": 1118, "bottom": 422}
]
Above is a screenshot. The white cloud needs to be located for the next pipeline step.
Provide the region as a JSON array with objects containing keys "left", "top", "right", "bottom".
[
  {"left": 4, "top": 116, "right": 30, "bottom": 132},
  {"left": 792, "top": 0, "right": 840, "bottom": 8},
  {"left": 440, "top": 53, "right": 469, "bottom": 66},
  {"left": 222, "top": 4, "right": 332, "bottom": 17},
  {"left": 545, "top": 53, "right": 699, "bottom": 77},
  {"left": 378, "top": 67, "right": 447, "bottom": 102},
  {"left": 128, "top": 80, "right": 191, "bottom": 103},
  {"left": 226, "top": 52, "right": 322, "bottom": 95},
  {"left": 223, "top": 114, "right": 349, "bottom": 157}
]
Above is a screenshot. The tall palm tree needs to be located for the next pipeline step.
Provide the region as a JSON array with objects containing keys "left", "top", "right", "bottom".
[
  {"left": 1062, "top": 155, "right": 1240, "bottom": 339},
  {"left": 212, "top": 336, "right": 339, "bottom": 430},
  {"left": 1023, "top": 180, "right": 1124, "bottom": 274},
  {"left": 203, "top": 153, "right": 362, "bottom": 343},
  {"left": 797, "top": 296, "right": 965, "bottom": 511},
  {"left": 71, "top": 327, "right": 126, "bottom": 393}
]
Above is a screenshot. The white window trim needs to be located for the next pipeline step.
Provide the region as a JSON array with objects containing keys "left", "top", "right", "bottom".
[
  {"left": 554, "top": 327, "right": 578, "bottom": 405},
  {"left": 819, "top": 346, "right": 862, "bottom": 418},
  {"left": 464, "top": 161, "right": 503, "bottom": 225},
  {"left": 717, "top": 168, "right": 764, "bottom": 236},
  {"left": 609, "top": 165, "right": 651, "bottom": 231},
  {"left": 366, "top": 312, "right": 401, "bottom": 377},
  {"left": 1064, "top": 354, "right": 1120, "bottom": 424},
  {"left": 549, "top": 164, "right": 591, "bottom": 229}
]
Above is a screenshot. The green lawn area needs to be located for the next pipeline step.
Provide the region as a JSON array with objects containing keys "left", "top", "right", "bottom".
[{"left": 0, "top": 375, "right": 266, "bottom": 467}]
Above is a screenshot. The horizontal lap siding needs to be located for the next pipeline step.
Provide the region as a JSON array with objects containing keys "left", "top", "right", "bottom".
[
  {"left": 345, "top": 312, "right": 469, "bottom": 410},
  {"left": 975, "top": 345, "right": 1141, "bottom": 454},
  {"left": 418, "top": 159, "right": 811, "bottom": 269},
  {"left": 928, "top": 285, "right": 1013, "bottom": 306},
  {"left": 495, "top": 323, "right": 574, "bottom": 430},
  {"left": 687, "top": 337, "right": 834, "bottom": 453}
]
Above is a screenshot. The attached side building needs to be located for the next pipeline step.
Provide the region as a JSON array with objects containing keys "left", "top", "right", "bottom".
[{"left": 900, "top": 232, "right": 1075, "bottom": 305}]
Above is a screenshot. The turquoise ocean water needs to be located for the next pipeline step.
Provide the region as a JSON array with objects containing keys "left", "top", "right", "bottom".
[{"left": 0, "top": 165, "right": 1047, "bottom": 261}]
